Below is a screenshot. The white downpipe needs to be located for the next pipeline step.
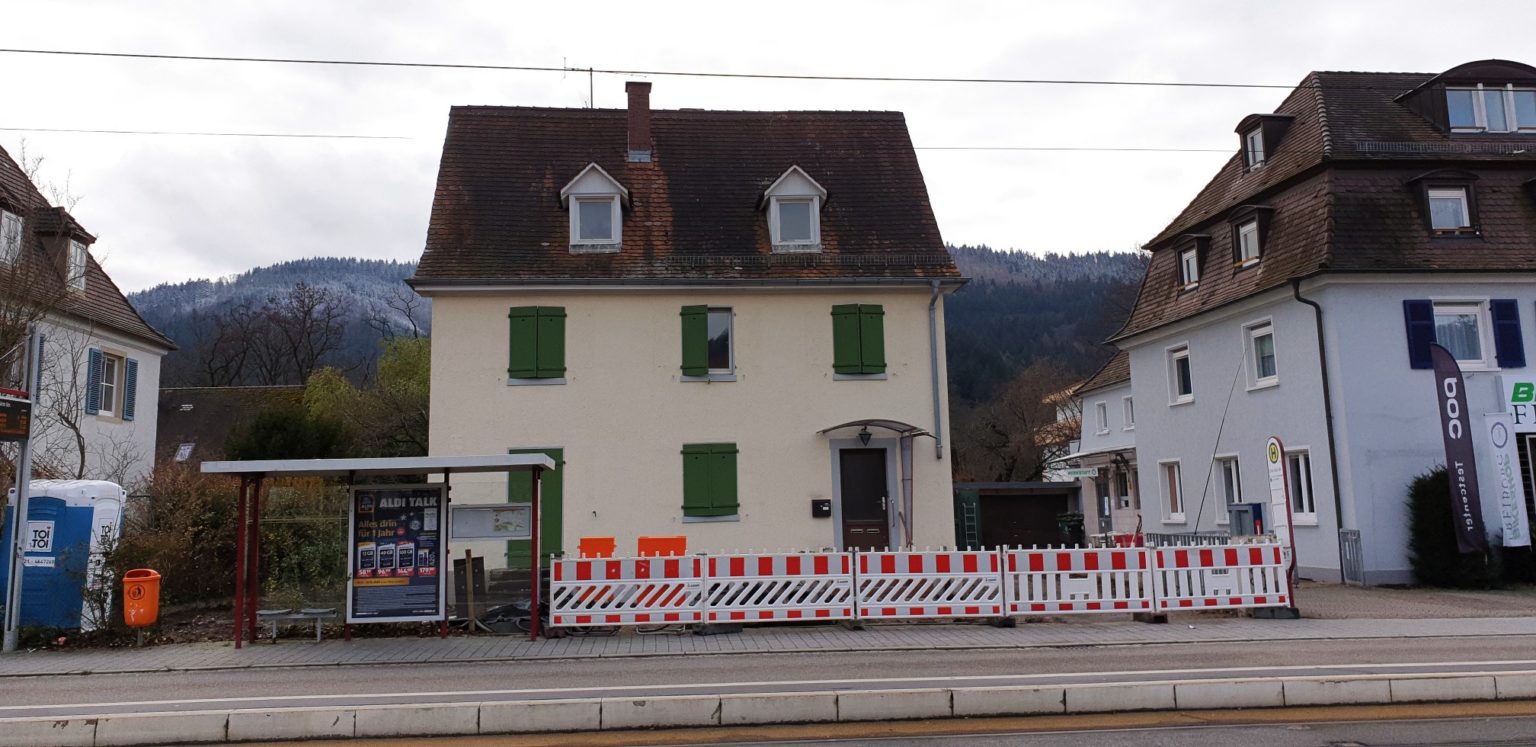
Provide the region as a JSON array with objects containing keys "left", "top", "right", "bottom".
[{"left": 927, "top": 280, "right": 944, "bottom": 460}]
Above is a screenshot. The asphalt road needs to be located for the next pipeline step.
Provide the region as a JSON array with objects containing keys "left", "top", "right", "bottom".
[{"left": 5, "top": 635, "right": 1536, "bottom": 719}]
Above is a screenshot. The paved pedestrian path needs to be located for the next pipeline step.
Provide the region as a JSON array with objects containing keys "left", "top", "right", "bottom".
[{"left": 4, "top": 614, "right": 1536, "bottom": 678}]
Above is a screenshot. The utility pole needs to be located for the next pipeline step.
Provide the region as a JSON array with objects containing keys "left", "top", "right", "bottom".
[{"left": 3, "top": 325, "right": 43, "bottom": 653}]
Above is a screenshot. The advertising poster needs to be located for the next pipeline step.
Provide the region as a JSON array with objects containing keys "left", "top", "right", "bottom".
[
  {"left": 347, "top": 484, "right": 446, "bottom": 623},
  {"left": 1483, "top": 412, "right": 1533, "bottom": 548},
  {"left": 1430, "top": 345, "right": 1489, "bottom": 554}
]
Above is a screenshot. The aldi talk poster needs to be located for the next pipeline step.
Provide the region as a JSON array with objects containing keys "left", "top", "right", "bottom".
[{"left": 348, "top": 484, "right": 445, "bottom": 623}]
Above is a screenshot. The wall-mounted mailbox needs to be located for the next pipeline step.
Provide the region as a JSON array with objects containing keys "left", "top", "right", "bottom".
[{"left": 811, "top": 499, "right": 832, "bottom": 518}]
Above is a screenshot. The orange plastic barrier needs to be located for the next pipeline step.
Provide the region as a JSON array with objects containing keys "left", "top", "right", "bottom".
[
  {"left": 578, "top": 536, "right": 616, "bottom": 559},
  {"left": 123, "top": 568, "right": 161, "bottom": 628},
  {"left": 637, "top": 535, "right": 687, "bottom": 557}
]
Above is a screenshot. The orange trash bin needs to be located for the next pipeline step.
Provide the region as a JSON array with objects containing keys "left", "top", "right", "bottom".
[{"left": 123, "top": 568, "right": 161, "bottom": 628}]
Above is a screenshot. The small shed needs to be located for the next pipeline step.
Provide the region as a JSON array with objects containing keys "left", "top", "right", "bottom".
[{"left": 954, "top": 481, "right": 1082, "bottom": 549}]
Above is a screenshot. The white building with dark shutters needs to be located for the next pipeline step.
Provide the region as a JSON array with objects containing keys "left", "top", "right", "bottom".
[{"left": 1110, "top": 59, "right": 1536, "bottom": 584}]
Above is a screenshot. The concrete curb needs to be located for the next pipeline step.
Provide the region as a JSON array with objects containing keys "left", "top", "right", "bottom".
[{"left": 7, "top": 670, "right": 1536, "bottom": 746}]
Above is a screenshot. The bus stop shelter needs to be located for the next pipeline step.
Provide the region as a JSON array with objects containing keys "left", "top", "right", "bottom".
[{"left": 201, "top": 454, "right": 556, "bottom": 649}]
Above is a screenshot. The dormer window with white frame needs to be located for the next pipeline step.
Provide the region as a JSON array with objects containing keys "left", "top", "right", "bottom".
[
  {"left": 764, "top": 166, "right": 827, "bottom": 252},
  {"left": 1447, "top": 84, "right": 1536, "bottom": 133},
  {"left": 1243, "top": 128, "right": 1265, "bottom": 168},
  {"left": 559, "top": 163, "right": 628, "bottom": 253},
  {"left": 68, "top": 239, "right": 87, "bottom": 290},
  {"left": 1178, "top": 248, "right": 1200, "bottom": 289},
  {"left": 1235, "top": 219, "right": 1261, "bottom": 265},
  {"left": 0, "top": 210, "right": 21, "bottom": 265}
]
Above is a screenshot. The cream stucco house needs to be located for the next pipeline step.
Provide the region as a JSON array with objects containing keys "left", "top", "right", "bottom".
[{"left": 410, "top": 83, "right": 965, "bottom": 567}]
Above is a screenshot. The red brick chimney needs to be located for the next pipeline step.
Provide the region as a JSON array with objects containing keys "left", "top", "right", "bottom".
[{"left": 626, "top": 81, "right": 652, "bottom": 162}]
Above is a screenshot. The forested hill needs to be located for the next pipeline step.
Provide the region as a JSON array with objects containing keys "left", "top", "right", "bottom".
[
  {"left": 944, "top": 246, "right": 1146, "bottom": 403},
  {"left": 128, "top": 249, "right": 1146, "bottom": 394}
]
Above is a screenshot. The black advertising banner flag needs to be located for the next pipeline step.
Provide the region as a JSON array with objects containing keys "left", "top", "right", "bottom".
[
  {"left": 347, "top": 484, "right": 446, "bottom": 623},
  {"left": 1430, "top": 344, "right": 1490, "bottom": 554}
]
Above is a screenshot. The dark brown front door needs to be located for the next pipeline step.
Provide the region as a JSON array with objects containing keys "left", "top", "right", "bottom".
[{"left": 839, "top": 448, "right": 890, "bottom": 550}]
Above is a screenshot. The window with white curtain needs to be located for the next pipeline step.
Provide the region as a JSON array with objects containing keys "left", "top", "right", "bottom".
[
  {"left": 1433, "top": 301, "right": 1488, "bottom": 365},
  {"left": 0, "top": 211, "right": 21, "bottom": 264}
]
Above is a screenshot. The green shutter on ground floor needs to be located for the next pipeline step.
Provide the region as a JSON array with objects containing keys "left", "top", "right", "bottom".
[
  {"left": 682, "top": 442, "right": 738, "bottom": 517},
  {"left": 506, "top": 447, "right": 563, "bottom": 568},
  {"left": 680, "top": 305, "right": 709, "bottom": 376}
]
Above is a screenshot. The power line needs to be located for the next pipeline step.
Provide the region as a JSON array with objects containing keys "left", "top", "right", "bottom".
[
  {"left": 0, "top": 126, "right": 410, "bottom": 140},
  {"left": 0, "top": 47, "right": 1305, "bottom": 90}
]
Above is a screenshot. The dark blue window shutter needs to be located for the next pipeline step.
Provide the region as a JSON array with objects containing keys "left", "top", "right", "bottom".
[
  {"left": 1492, "top": 300, "right": 1525, "bottom": 369},
  {"left": 1403, "top": 299, "right": 1435, "bottom": 370},
  {"left": 123, "top": 358, "right": 139, "bottom": 421},
  {"left": 85, "top": 349, "right": 103, "bottom": 414}
]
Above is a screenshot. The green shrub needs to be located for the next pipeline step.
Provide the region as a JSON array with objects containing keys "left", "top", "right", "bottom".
[{"left": 1407, "top": 467, "right": 1494, "bottom": 588}]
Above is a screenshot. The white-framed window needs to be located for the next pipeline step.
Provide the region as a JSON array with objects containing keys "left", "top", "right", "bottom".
[
  {"left": 1218, "top": 456, "right": 1242, "bottom": 512},
  {"left": 771, "top": 197, "right": 819, "bottom": 247},
  {"left": 98, "top": 353, "right": 120, "bottom": 417},
  {"left": 1179, "top": 248, "right": 1200, "bottom": 289},
  {"left": 1246, "top": 321, "right": 1278, "bottom": 388},
  {"left": 707, "top": 307, "right": 733, "bottom": 374},
  {"left": 1117, "top": 466, "right": 1138, "bottom": 509},
  {"left": 68, "top": 239, "right": 87, "bottom": 290},
  {"left": 560, "top": 162, "right": 628, "bottom": 251},
  {"left": 1244, "top": 128, "right": 1265, "bottom": 168},
  {"left": 0, "top": 210, "right": 21, "bottom": 265},
  {"left": 1447, "top": 84, "right": 1536, "bottom": 133},
  {"left": 1122, "top": 396, "right": 1135, "bottom": 430},
  {"left": 1287, "top": 449, "right": 1317, "bottom": 521},
  {"left": 1161, "top": 461, "right": 1184, "bottom": 523},
  {"left": 1094, "top": 401, "right": 1109, "bottom": 434},
  {"left": 1236, "top": 219, "right": 1261, "bottom": 264},
  {"left": 1427, "top": 187, "right": 1472, "bottom": 231},
  {"left": 1433, "top": 300, "right": 1493, "bottom": 368},
  {"left": 573, "top": 196, "right": 620, "bottom": 244},
  {"left": 1168, "top": 345, "right": 1193, "bottom": 404}
]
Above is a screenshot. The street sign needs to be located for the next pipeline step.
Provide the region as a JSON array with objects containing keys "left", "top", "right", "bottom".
[{"left": 0, "top": 397, "right": 33, "bottom": 442}]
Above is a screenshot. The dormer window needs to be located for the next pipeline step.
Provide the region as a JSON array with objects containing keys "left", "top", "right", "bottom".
[
  {"left": 764, "top": 166, "right": 827, "bottom": 252},
  {"left": 1236, "top": 220, "right": 1260, "bottom": 264},
  {"left": 1178, "top": 248, "right": 1200, "bottom": 289},
  {"left": 68, "top": 239, "right": 87, "bottom": 290},
  {"left": 559, "top": 163, "right": 628, "bottom": 253},
  {"left": 1447, "top": 85, "right": 1536, "bottom": 133},
  {"left": 1243, "top": 128, "right": 1265, "bottom": 168},
  {"left": 0, "top": 210, "right": 21, "bottom": 265},
  {"left": 1428, "top": 187, "right": 1471, "bottom": 231}
]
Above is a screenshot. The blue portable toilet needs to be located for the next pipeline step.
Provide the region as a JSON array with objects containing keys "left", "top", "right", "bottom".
[{"left": 0, "top": 480, "right": 125, "bottom": 631}]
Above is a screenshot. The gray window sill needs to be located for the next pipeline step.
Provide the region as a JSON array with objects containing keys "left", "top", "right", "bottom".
[
  {"left": 1246, "top": 379, "right": 1279, "bottom": 393},
  {"left": 682, "top": 514, "right": 740, "bottom": 524},
  {"left": 771, "top": 243, "right": 822, "bottom": 254},
  {"left": 680, "top": 373, "right": 737, "bottom": 383},
  {"left": 1169, "top": 397, "right": 1194, "bottom": 407},
  {"left": 834, "top": 372, "right": 888, "bottom": 381},
  {"left": 569, "top": 242, "right": 621, "bottom": 254},
  {"left": 507, "top": 377, "right": 567, "bottom": 386}
]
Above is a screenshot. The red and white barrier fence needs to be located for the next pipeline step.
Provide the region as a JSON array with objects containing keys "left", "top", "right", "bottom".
[
  {"left": 549, "top": 556, "right": 704, "bottom": 626},
  {"left": 1152, "top": 544, "right": 1291, "bottom": 611},
  {"left": 704, "top": 553, "right": 854, "bottom": 622},
  {"left": 1004, "top": 547, "right": 1154, "bottom": 615},
  {"left": 856, "top": 550, "right": 1004, "bottom": 619},
  {"left": 547, "top": 540, "right": 1291, "bottom": 627}
]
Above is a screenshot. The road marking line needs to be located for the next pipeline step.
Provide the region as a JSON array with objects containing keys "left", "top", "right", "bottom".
[{"left": 3, "top": 659, "right": 1536, "bottom": 712}]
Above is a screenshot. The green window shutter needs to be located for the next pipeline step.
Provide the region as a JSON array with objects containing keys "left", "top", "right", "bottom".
[
  {"left": 708, "top": 443, "right": 739, "bottom": 515},
  {"left": 535, "top": 306, "right": 566, "bottom": 378},
  {"left": 831, "top": 304, "right": 863, "bottom": 374},
  {"left": 682, "top": 444, "right": 714, "bottom": 516},
  {"left": 858, "top": 304, "right": 886, "bottom": 374},
  {"left": 507, "top": 307, "right": 539, "bottom": 378},
  {"left": 680, "top": 305, "right": 709, "bottom": 376},
  {"left": 505, "top": 448, "right": 563, "bottom": 567}
]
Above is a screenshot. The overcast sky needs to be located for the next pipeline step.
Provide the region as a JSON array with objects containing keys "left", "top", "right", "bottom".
[{"left": 6, "top": 1, "right": 1536, "bottom": 292}]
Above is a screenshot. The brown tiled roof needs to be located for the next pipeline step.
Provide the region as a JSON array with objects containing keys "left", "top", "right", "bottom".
[
  {"left": 1075, "top": 350, "right": 1130, "bottom": 395},
  {"left": 156, "top": 385, "right": 304, "bottom": 462},
  {"left": 0, "top": 144, "right": 174, "bottom": 349},
  {"left": 1115, "top": 62, "right": 1536, "bottom": 341},
  {"left": 412, "top": 106, "right": 958, "bottom": 283}
]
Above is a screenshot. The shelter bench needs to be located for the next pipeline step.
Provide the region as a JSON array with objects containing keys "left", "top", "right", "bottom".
[{"left": 255, "top": 608, "right": 337, "bottom": 642}]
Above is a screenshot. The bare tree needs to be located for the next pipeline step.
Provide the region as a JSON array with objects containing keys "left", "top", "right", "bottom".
[
  {"left": 365, "top": 285, "right": 428, "bottom": 340},
  {"left": 952, "top": 360, "right": 1082, "bottom": 482}
]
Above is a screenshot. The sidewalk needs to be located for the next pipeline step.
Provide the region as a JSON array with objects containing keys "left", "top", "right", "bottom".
[{"left": 5, "top": 612, "right": 1536, "bottom": 678}]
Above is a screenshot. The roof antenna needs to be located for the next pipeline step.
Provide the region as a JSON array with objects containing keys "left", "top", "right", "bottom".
[{"left": 589, "top": 67, "right": 595, "bottom": 109}]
